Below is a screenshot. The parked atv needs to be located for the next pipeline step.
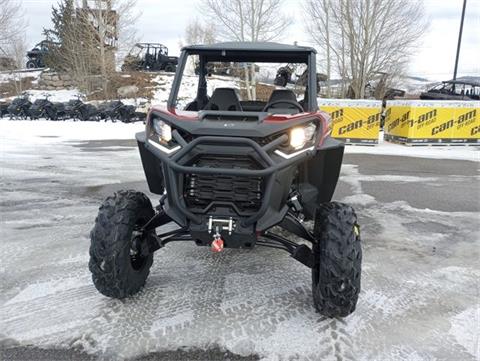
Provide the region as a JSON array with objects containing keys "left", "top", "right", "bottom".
[
  {"left": 122, "top": 43, "right": 178, "bottom": 72},
  {"left": 117, "top": 104, "right": 136, "bottom": 123},
  {"left": 50, "top": 102, "right": 67, "bottom": 120},
  {"left": 28, "top": 98, "right": 52, "bottom": 119},
  {"left": 79, "top": 103, "right": 100, "bottom": 121},
  {"left": 28, "top": 96, "right": 66, "bottom": 120},
  {"left": 89, "top": 42, "right": 362, "bottom": 318},
  {"left": 0, "top": 101, "right": 10, "bottom": 117},
  {"left": 64, "top": 98, "right": 84, "bottom": 120},
  {"left": 28, "top": 97, "right": 53, "bottom": 119},
  {"left": 7, "top": 96, "right": 32, "bottom": 119},
  {"left": 26, "top": 41, "right": 58, "bottom": 69},
  {"left": 98, "top": 100, "right": 125, "bottom": 121},
  {"left": 64, "top": 98, "right": 98, "bottom": 121}
]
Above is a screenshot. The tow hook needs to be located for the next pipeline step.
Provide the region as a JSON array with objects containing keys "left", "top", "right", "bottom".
[
  {"left": 211, "top": 228, "right": 224, "bottom": 253},
  {"left": 208, "top": 217, "right": 235, "bottom": 253}
]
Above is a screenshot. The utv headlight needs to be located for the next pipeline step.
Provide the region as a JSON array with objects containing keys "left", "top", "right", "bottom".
[
  {"left": 152, "top": 119, "right": 172, "bottom": 143},
  {"left": 289, "top": 123, "right": 316, "bottom": 150},
  {"left": 148, "top": 118, "right": 181, "bottom": 154}
]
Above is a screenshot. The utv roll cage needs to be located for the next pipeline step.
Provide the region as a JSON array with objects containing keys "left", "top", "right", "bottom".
[
  {"left": 420, "top": 77, "right": 480, "bottom": 101},
  {"left": 168, "top": 42, "right": 319, "bottom": 112},
  {"left": 133, "top": 43, "right": 169, "bottom": 56}
]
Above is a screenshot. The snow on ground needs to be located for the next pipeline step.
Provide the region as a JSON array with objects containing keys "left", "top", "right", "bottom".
[
  {"left": 0, "top": 70, "right": 43, "bottom": 84},
  {"left": 0, "top": 120, "right": 479, "bottom": 360},
  {"left": 1, "top": 121, "right": 145, "bottom": 143},
  {"left": 22, "top": 89, "right": 83, "bottom": 103},
  {"left": 0, "top": 88, "right": 84, "bottom": 103},
  {"left": 2, "top": 120, "right": 478, "bottom": 162},
  {"left": 344, "top": 135, "right": 480, "bottom": 162},
  {"left": 152, "top": 73, "right": 240, "bottom": 110}
]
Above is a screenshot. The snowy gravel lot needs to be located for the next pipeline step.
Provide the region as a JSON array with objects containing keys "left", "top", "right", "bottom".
[{"left": 1, "top": 121, "right": 479, "bottom": 361}]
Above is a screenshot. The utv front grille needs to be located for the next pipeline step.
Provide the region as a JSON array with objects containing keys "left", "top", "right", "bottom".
[{"left": 184, "top": 154, "right": 263, "bottom": 214}]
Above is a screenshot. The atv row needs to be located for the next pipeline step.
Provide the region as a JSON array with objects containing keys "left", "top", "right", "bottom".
[
  {"left": 89, "top": 42, "right": 363, "bottom": 318},
  {"left": 1, "top": 95, "right": 147, "bottom": 123}
]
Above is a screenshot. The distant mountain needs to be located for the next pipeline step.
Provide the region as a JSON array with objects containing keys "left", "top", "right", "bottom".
[{"left": 403, "top": 76, "right": 430, "bottom": 82}]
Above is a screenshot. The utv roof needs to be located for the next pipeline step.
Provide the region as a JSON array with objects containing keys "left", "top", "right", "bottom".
[
  {"left": 444, "top": 76, "right": 480, "bottom": 87},
  {"left": 183, "top": 42, "right": 316, "bottom": 53},
  {"left": 134, "top": 43, "right": 168, "bottom": 48},
  {"left": 181, "top": 42, "right": 316, "bottom": 63}
]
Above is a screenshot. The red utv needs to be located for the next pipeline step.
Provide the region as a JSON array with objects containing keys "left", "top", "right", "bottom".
[{"left": 89, "top": 42, "right": 362, "bottom": 318}]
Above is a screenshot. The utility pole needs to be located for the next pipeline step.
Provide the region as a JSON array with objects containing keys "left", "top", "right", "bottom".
[{"left": 453, "top": 0, "right": 467, "bottom": 81}]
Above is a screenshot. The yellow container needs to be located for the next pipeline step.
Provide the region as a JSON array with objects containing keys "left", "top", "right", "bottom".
[
  {"left": 318, "top": 99, "right": 382, "bottom": 144},
  {"left": 385, "top": 100, "right": 480, "bottom": 144}
]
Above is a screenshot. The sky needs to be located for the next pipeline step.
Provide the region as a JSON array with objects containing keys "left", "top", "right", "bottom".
[{"left": 17, "top": 0, "right": 480, "bottom": 81}]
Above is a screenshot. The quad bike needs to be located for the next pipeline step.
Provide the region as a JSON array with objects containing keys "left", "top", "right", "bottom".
[
  {"left": 64, "top": 98, "right": 84, "bottom": 120},
  {"left": 77, "top": 103, "right": 99, "bottom": 121},
  {"left": 98, "top": 100, "right": 125, "bottom": 122},
  {"left": 28, "top": 95, "right": 67, "bottom": 120},
  {"left": 89, "top": 42, "right": 362, "bottom": 318},
  {"left": 0, "top": 101, "right": 10, "bottom": 118},
  {"left": 65, "top": 98, "right": 99, "bottom": 121},
  {"left": 28, "top": 97, "right": 52, "bottom": 119},
  {"left": 7, "top": 95, "right": 32, "bottom": 119},
  {"left": 117, "top": 104, "right": 141, "bottom": 123},
  {"left": 50, "top": 102, "right": 67, "bottom": 120}
]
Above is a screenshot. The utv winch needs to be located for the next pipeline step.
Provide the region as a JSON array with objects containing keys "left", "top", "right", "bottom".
[{"left": 89, "top": 42, "right": 362, "bottom": 318}]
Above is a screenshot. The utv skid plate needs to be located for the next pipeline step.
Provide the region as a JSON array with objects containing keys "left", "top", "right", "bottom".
[{"left": 138, "top": 204, "right": 316, "bottom": 269}]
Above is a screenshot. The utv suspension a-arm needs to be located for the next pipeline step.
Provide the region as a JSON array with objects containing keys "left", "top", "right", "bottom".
[{"left": 138, "top": 205, "right": 316, "bottom": 269}]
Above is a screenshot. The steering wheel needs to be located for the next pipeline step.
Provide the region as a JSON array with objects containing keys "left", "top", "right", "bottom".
[{"left": 262, "top": 99, "right": 304, "bottom": 113}]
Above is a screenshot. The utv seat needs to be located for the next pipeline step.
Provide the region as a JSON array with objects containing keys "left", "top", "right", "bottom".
[
  {"left": 204, "top": 88, "right": 242, "bottom": 111},
  {"left": 263, "top": 89, "right": 304, "bottom": 113}
]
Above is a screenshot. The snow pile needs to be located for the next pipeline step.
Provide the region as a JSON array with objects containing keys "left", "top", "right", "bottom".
[{"left": 23, "top": 89, "right": 83, "bottom": 103}]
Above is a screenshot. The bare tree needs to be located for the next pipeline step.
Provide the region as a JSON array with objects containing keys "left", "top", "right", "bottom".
[
  {"left": 305, "top": 0, "right": 428, "bottom": 99},
  {"left": 115, "top": 0, "right": 141, "bottom": 66},
  {"left": 200, "top": 0, "right": 292, "bottom": 99},
  {"left": 201, "top": 0, "right": 291, "bottom": 42},
  {"left": 185, "top": 19, "right": 217, "bottom": 46},
  {"left": 82, "top": 0, "right": 141, "bottom": 96},
  {"left": 0, "top": 0, "right": 26, "bottom": 45},
  {"left": 0, "top": 0, "right": 27, "bottom": 72},
  {"left": 45, "top": 0, "right": 139, "bottom": 96},
  {"left": 304, "top": 0, "right": 332, "bottom": 97}
]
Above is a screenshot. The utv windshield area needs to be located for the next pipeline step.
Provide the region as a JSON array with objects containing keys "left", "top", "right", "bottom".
[{"left": 168, "top": 42, "right": 318, "bottom": 114}]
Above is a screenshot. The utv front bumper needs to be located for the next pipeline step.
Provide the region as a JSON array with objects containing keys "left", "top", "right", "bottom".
[{"left": 136, "top": 130, "right": 319, "bottom": 246}]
